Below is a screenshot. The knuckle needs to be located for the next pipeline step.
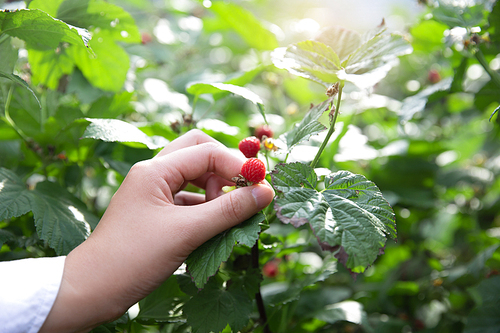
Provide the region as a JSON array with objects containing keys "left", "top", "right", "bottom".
[
  {"left": 186, "top": 128, "right": 208, "bottom": 142},
  {"left": 129, "top": 160, "right": 151, "bottom": 175},
  {"left": 200, "top": 141, "right": 221, "bottom": 151},
  {"left": 128, "top": 160, "right": 157, "bottom": 183},
  {"left": 200, "top": 142, "right": 223, "bottom": 170}
]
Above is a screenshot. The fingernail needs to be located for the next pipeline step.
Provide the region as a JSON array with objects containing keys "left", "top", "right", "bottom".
[{"left": 251, "top": 185, "right": 273, "bottom": 210}]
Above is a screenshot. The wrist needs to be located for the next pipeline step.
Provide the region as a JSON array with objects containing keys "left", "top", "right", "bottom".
[{"left": 40, "top": 238, "right": 129, "bottom": 332}]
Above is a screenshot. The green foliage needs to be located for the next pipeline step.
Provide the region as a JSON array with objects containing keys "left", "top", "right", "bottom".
[
  {"left": 464, "top": 276, "right": 500, "bottom": 333},
  {"left": 0, "top": 8, "right": 91, "bottom": 49},
  {"left": 272, "top": 25, "right": 412, "bottom": 89},
  {"left": 0, "top": 72, "right": 40, "bottom": 107},
  {"left": 0, "top": 168, "right": 98, "bottom": 254},
  {"left": 277, "top": 97, "right": 331, "bottom": 153},
  {"left": 207, "top": 1, "right": 278, "bottom": 51},
  {"left": 184, "top": 285, "right": 253, "bottom": 333},
  {"left": 82, "top": 118, "right": 167, "bottom": 149},
  {"left": 272, "top": 163, "right": 396, "bottom": 274},
  {"left": 1, "top": 0, "right": 500, "bottom": 332},
  {"left": 186, "top": 213, "right": 264, "bottom": 289}
]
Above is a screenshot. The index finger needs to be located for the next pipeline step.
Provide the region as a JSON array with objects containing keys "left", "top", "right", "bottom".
[
  {"left": 150, "top": 142, "right": 244, "bottom": 194},
  {"left": 154, "top": 129, "right": 221, "bottom": 159}
]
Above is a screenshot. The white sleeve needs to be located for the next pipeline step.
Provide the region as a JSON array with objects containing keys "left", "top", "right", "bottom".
[{"left": 0, "top": 256, "right": 66, "bottom": 333}]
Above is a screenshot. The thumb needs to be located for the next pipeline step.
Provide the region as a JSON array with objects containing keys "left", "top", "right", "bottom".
[{"left": 180, "top": 183, "right": 274, "bottom": 244}]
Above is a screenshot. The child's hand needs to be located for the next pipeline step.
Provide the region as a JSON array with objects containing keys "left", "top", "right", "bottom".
[{"left": 41, "top": 130, "right": 275, "bottom": 332}]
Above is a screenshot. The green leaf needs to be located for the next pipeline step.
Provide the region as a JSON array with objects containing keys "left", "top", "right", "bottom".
[
  {"left": 227, "top": 267, "right": 262, "bottom": 299},
  {"left": 262, "top": 256, "right": 337, "bottom": 307},
  {"left": 432, "top": 0, "right": 493, "bottom": 28},
  {"left": 474, "top": 80, "right": 500, "bottom": 111},
  {"left": 225, "top": 66, "right": 264, "bottom": 87},
  {"left": 410, "top": 20, "right": 448, "bottom": 52},
  {"left": 0, "top": 167, "right": 32, "bottom": 221},
  {"left": 108, "top": 0, "right": 149, "bottom": 9},
  {"left": 271, "top": 160, "right": 318, "bottom": 195},
  {"left": 26, "top": 0, "right": 139, "bottom": 91},
  {"left": 398, "top": 77, "right": 453, "bottom": 123},
  {"left": 186, "top": 82, "right": 267, "bottom": 123},
  {"left": 277, "top": 98, "right": 332, "bottom": 154},
  {"left": 272, "top": 163, "right": 396, "bottom": 275},
  {"left": 0, "top": 229, "right": 16, "bottom": 248},
  {"left": 66, "top": 69, "right": 106, "bottom": 104},
  {"left": 0, "top": 9, "right": 91, "bottom": 50},
  {"left": 314, "top": 301, "right": 372, "bottom": 331},
  {"left": 82, "top": 118, "right": 167, "bottom": 150},
  {"left": 447, "top": 244, "right": 500, "bottom": 282},
  {"left": 295, "top": 286, "right": 352, "bottom": 315},
  {"left": 339, "top": 30, "right": 413, "bottom": 89},
  {"left": 86, "top": 92, "right": 133, "bottom": 119},
  {"left": 186, "top": 213, "right": 264, "bottom": 289},
  {"left": 187, "top": 82, "right": 264, "bottom": 106},
  {"left": 209, "top": 2, "right": 278, "bottom": 50},
  {"left": 28, "top": 47, "right": 75, "bottom": 90},
  {"left": 464, "top": 276, "right": 500, "bottom": 333},
  {"left": 28, "top": 0, "right": 66, "bottom": 17},
  {"left": 183, "top": 286, "right": 253, "bottom": 333},
  {"left": 137, "top": 276, "right": 186, "bottom": 321},
  {"left": 8, "top": 85, "right": 46, "bottom": 137},
  {"left": 450, "top": 57, "right": 468, "bottom": 93},
  {"left": 56, "top": 0, "right": 141, "bottom": 43},
  {"left": 272, "top": 40, "right": 341, "bottom": 87},
  {"left": 31, "top": 181, "right": 99, "bottom": 255},
  {"left": 67, "top": 30, "right": 130, "bottom": 92},
  {"left": 0, "top": 71, "right": 41, "bottom": 108},
  {"left": 489, "top": 1, "right": 500, "bottom": 41},
  {"left": 314, "top": 26, "right": 362, "bottom": 62},
  {"left": 0, "top": 168, "right": 98, "bottom": 255},
  {"left": 0, "top": 35, "right": 18, "bottom": 73},
  {"left": 272, "top": 26, "right": 412, "bottom": 89}
]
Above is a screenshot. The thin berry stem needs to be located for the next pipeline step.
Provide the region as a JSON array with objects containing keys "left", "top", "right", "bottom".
[
  {"left": 310, "top": 83, "right": 344, "bottom": 169},
  {"left": 475, "top": 49, "right": 500, "bottom": 89},
  {"left": 3, "top": 86, "right": 30, "bottom": 142},
  {"left": 252, "top": 242, "right": 272, "bottom": 333}
]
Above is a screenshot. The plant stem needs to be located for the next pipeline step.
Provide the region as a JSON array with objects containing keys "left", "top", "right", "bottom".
[
  {"left": 475, "top": 49, "right": 500, "bottom": 89},
  {"left": 252, "top": 242, "right": 272, "bottom": 333},
  {"left": 264, "top": 149, "right": 270, "bottom": 172},
  {"left": 192, "top": 95, "right": 199, "bottom": 116},
  {"left": 40, "top": 91, "right": 47, "bottom": 133},
  {"left": 195, "top": 99, "right": 215, "bottom": 122},
  {"left": 310, "top": 83, "right": 344, "bottom": 169},
  {"left": 0, "top": 33, "right": 10, "bottom": 45},
  {"left": 3, "top": 86, "right": 30, "bottom": 142}
]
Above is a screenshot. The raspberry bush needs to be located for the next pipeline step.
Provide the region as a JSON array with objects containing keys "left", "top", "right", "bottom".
[{"left": 1, "top": 0, "right": 500, "bottom": 332}]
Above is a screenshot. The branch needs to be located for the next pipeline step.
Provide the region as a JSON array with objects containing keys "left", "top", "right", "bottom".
[{"left": 252, "top": 242, "right": 272, "bottom": 333}]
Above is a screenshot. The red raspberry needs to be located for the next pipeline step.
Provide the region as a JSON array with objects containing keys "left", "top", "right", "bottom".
[
  {"left": 254, "top": 125, "right": 273, "bottom": 141},
  {"left": 262, "top": 260, "right": 279, "bottom": 278},
  {"left": 428, "top": 69, "right": 441, "bottom": 84},
  {"left": 238, "top": 136, "right": 261, "bottom": 158},
  {"left": 240, "top": 158, "right": 266, "bottom": 183},
  {"left": 141, "top": 32, "right": 153, "bottom": 45}
]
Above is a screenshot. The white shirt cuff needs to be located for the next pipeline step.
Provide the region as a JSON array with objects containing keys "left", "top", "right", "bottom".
[{"left": 0, "top": 256, "right": 66, "bottom": 333}]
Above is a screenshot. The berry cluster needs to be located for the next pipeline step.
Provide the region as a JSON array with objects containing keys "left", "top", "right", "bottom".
[{"left": 228, "top": 125, "right": 274, "bottom": 188}]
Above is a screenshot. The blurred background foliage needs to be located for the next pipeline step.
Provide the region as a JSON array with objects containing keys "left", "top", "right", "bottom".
[{"left": 1, "top": 0, "right": 500, "bottom": 332}]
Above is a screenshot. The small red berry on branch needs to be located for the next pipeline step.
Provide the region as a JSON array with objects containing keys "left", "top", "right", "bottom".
[
  {"left": 428, "top": 69, "right": 441, "bottom": 84},
  {"left": 238, "top": 136, "right": 261, "bottom": 158},
  {"left": 240, "top": 158, "right": 266, "bottom": 183},
  {"left": 141, "top": 32, "right": 153, "bottom": 45},
  {"left": 254, "top": 125, "right": 273, "bottom": 141},
  {"left": 262, "top": 260, "right": 279, "bottom": 278}
]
